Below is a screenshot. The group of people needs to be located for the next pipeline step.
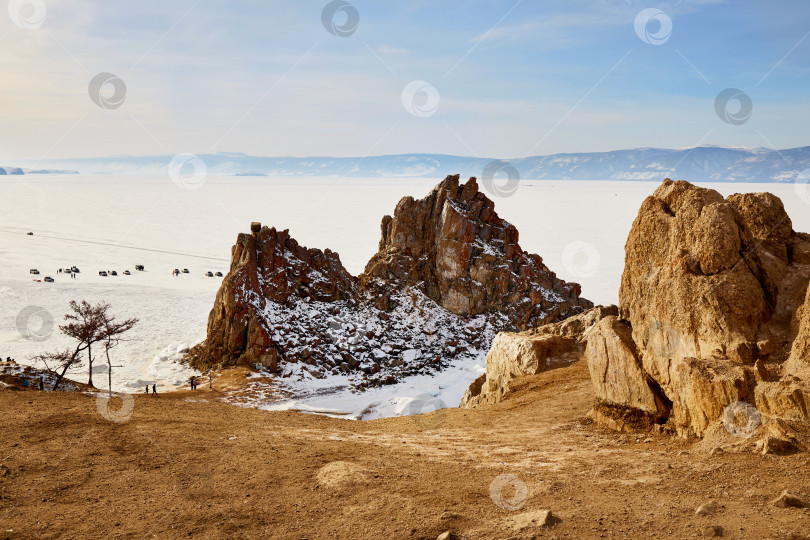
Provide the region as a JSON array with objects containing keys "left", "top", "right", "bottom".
[
  {"left": 56, "top": 269, "right": 77, "bottom": 279},
  {"left": 12, "top": 370, "right": 214, "bottom": 395},
  {"left": 189, "top": 374, "right": 212, "bottom": 390},
  {"left": 141, "top": 376, "right": 212, "bottom": 394}
]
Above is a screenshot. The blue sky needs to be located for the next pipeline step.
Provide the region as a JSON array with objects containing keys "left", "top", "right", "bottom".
[{"left": 1, "top": 0, "right": 808, "bottom": 160}]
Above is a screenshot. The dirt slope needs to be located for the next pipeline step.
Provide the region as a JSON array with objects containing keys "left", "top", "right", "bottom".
[{"left": 1, "top": 362, "right": 809, "bottom": 539}]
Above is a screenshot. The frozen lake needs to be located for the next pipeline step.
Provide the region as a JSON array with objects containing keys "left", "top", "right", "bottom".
[{"left": 2, "top": 174, "right": 809, "bottom": 402}]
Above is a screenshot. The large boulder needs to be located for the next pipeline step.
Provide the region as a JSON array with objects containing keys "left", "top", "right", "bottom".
[
  {"left": 619, "top": 180, "right": 778, "bottom": 366},
  {"left": 586, "top": 315, "right": 669, "bottom": 425},
  {"left": 588, "top": 179, "right": 810, "bottom": 439},
  {"left": 461, "top": 306, "right": 616, "bottom": 408},
  {"left": 363, "top": 175, "right": 592, "bottom": 329}
]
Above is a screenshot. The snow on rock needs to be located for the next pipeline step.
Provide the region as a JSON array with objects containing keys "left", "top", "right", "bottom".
[
  {"left": 0, "top": 362, "right": 79, "bottom": 391},
  {"left": 190, "top": 175, "right": 591, "bottom": 391}
]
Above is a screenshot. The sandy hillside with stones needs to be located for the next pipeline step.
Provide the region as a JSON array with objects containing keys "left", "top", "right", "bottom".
[
  {"left": 3, "top": 360, "right": 810, "bottom": 540},
  {"left": 464, "top": 179, "right": 810, "bottom": 457}
]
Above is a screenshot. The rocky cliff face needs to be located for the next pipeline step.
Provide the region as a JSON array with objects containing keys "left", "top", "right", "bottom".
[
  {"left": 464, "top": 178, "right": 810, "bottom": 452},
  {"left": 364, "top": 175, "right": 590, "bottom": 328},
  {"left": 189, "top": 175, "right": 591, "bottom": 387},
  {"left": 190, "top": 224, "right": 357, "bottom": 371},
  {"left": 589, "top": 179, "right": 810, "bottom": 445}
]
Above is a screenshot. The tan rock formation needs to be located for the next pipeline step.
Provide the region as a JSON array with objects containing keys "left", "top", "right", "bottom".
[
  {"left": 464, "top": 178, "right": 810, "bottom": 449},
  {"left": 756, "top": 283, "right": 810, "bottom": 424},
  {"left": 460, "top": 306, "right": 616, "bottom": 408},
  {"left": 586, "top": 315, "right": 669, "bottom": 421},
  {"left": 591, "top": 179, "right": 810, "bottom": 438},
  {"left": 787, "top": 282, "right": 810, "bottom": 374}
]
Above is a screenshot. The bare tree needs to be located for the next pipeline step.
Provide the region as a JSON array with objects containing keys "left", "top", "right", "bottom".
[
  {"left": 60, "top": 300, "right": 105, "bottom": 387},
  {"left": 100, "top": 308, "right": 138, "bottom": 395},
  {"left": 33, "top": 301, "right": 138, "bottom": 391}
]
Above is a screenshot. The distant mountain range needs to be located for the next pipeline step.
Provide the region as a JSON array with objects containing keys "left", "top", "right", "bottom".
[{"left": 6, "top": 146, "right": 810, "bottom": 182}]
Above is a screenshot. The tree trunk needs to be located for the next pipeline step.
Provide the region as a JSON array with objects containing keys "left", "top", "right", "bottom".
[
  {"left": 53, "top": 362, "right": 71, "bottom": 391},
  {"left": 87, "top": 344, "right": 94, "bottom": 388},
  {"left": 106, "top": 344, "right": 112, "bottom": 396}
]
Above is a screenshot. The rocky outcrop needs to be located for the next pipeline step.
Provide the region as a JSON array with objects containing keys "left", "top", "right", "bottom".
[
  {"left": 190, "top": 175, "right": 592, "bottom": 386},
  {"left": 460, "top": 306, "right": 616, "bottom": 408},
  {"left": 189, "top": 225, "right": 357, "bottom": 371},
  {"left": 363, "top": 175, "right": 592, "bottom": 329},
  {"left": 587, "top": 179, "right": 810, "bottom": 440},
  {"left": 462, "top": 178, "right": 810, "bottom": 449}
]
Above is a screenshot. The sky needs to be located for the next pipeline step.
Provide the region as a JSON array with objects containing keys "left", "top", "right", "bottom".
[{"left": 0, "top": 0, "right": 808, "bottom": 161}]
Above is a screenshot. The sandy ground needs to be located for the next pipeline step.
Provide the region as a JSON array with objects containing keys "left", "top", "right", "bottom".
[{"left": 1, "top": 361, "right": 809, "bottom": 540}]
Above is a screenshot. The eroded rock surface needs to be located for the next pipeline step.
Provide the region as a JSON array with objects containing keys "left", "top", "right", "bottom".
[
  {"left": 190, "top": 175, "right": 592, "bottom": 388},
  {"left": 364, "top": 175, "right": 592, "bottom": 329},
  {"left": 190, "top": 226, "right": 356, "bottom": 371},
  {"left": 590, "top": 179, "right": 810, "bottom": 440},
  {"left": 464, "top": 178, "right": 810, "bottom": 451},
  {"left": 460, "top": 306, "right": 616, "bottom": 408},
  {"left": 586, "top": 315, "right": 670, "bottom": 423}
]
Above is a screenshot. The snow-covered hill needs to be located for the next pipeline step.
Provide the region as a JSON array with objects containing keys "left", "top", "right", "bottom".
[{"left": 8, "top": 146, "right": 810, "bottom": 182}]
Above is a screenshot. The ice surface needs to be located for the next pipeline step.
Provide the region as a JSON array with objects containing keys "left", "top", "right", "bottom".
[{"left": 2, "top": 174, "right": 809, "bottom": 414}]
